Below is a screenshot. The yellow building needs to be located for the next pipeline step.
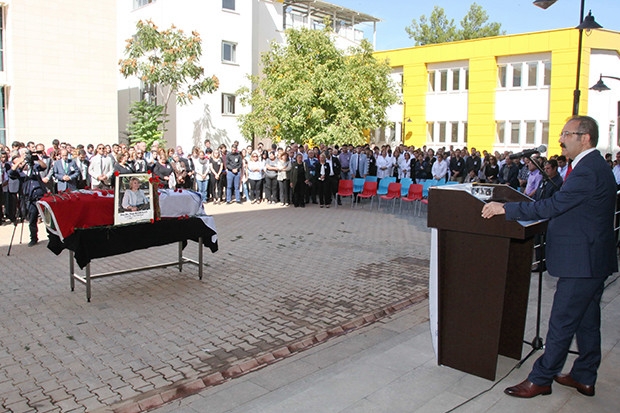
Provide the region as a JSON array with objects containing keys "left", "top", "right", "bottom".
[{"left": 375, "top": 28, "right": 620, "bottom": 156}]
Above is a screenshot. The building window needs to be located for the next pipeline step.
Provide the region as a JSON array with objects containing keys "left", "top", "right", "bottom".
[
  {"left": 427, "top": 122, "right": 435, "bottom": 142},
  {"left": 527, "top": 62, "right": 538, "bottom": 87},
  {"left": 439, "top": 70, "right": 448, "bottom": 92},
  {"left": 464, "top": 69, "right": 469, "bottom": 90},
  {"left": 543, "top": 61, "right": 551, "bottom": 86},
  {"left": 498, "top": 65, "right": 507, "bottom": 88},
  {"left": 498, "top": 60, "right": 551, "bottom": 89},
  {"left": 222, "top": 0, "right": 235, "bottom": 11},
  {"left": 222, "top": 93, "right": 236, "bottom": 114},
  {"left": 428, "top": 71, "right": 435, "bottom": 92},
  {"left": 496, "top": 121, "right": 505, "bottom": 144},
  {"left": 428, "top": 66, "right": 468, "bottom": 93},
  {"left": 133, "top": 0, "right": 155, "bottom": 10},
  {"left": 438, "top": 122, "right": 446, "bottom": 143},
  {"left": 525, "top": 121, "right": 536, "bottom": 145},
  {"left": 222, "top": 41, "right": 237, "bottom": 63},
  {"left": 510, "top": 121, "right": 520, "bottom": 144},
  {"left": 0, "top": 86, "right": 6, "bottom": 145},
  {"left": 450, "top": 122, "right": 458, "bottom": 143},
  {"left": 463, "top": 122, "right": 468, "bottom": 144},
  {"left": 452, "top": 69, "right": 460, "bottom": 91},
  {"left": 512, "top": 64, "right": 522, "bottom": 88},
  {"left": 542, "top": 121, "right": 550, "bottom": 147}
]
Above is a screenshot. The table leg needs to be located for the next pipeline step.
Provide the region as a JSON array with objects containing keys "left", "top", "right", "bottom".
[
  {"left": 198, "top": 237, "right": 203, "bottom": 280},
  {"left": 69, "top": 251, "right": 75, "bottom": 291},
  {"left": 86, "top": 263, "right": 91, "bottom": 302},
  {"left": 178, "top": 241, "right": 183, "bottom": 272}
]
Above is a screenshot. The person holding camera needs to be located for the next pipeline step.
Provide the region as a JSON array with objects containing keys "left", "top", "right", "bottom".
[{"left": 8, "top": 148, "right": 48, "bottom": 246}]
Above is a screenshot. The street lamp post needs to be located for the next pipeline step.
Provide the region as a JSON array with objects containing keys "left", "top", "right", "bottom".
[
  {"left": 590, "top": 75, "right": 620, "bottom": 92},
  {"left": 589, "top": 74, "right": 620, "bottom": 154},
  {"left": 533, "top": 0, "right": 602, "bottom": 115}
]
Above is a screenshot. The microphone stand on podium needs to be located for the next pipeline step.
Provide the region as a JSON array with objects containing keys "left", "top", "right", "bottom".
[{"left": 517, "top": 152, "right": 560, "bottom": 367}]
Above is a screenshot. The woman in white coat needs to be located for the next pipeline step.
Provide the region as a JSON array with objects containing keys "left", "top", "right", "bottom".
[
  {"left": 398, "top": 151, "right": 412, "bottom": 179},
  {"left": 376, "top": 148, "right": 392, "bottom": 181}
]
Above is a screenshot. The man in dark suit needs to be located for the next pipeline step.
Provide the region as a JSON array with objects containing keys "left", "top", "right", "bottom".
[
  {"left": 482, "top": 116, "right": 617, "bottom": 398},
  {"left": 53, "top": 149, "right": 80, "bottom": 191},
  {"left": 325, "top": 148, "right": 341, "bottom": 205},
  {"left": 498, "top": 155, "right": 520, "bottom": 189}
]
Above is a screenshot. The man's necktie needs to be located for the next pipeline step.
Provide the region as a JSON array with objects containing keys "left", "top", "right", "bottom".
[{"left": 564, "top": 162, "right": 572, "bottom": 182}]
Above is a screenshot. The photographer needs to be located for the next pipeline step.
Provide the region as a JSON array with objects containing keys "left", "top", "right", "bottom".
[{"left": 9, "top": 148, "right": 48, "bottom": 247}]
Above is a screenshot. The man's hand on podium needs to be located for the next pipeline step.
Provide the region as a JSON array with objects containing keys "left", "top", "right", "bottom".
[{"left": 482, "top": 201, "right": 506, "bottom": 219}]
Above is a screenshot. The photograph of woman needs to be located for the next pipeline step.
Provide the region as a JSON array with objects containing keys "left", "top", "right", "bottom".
[{"left": 121, "top": 177, "right": 149, "bottom": 212}]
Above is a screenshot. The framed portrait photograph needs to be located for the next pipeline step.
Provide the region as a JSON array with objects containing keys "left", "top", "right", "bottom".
[{"left": 114, "top": 173, "right": 154, "bottom": 225}]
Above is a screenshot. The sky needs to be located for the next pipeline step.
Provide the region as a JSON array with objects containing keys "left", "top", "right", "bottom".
[{"left": 332, "top": 0, "right": 620, "bottom": 51}]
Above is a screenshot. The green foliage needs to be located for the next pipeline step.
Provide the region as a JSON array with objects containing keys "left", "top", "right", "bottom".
[
  {"left": 405, "top": 7, "right": 457, "bottom": 46},
  {"left": 237, "top": 26, "right": 398, "bottom": 147},
  {"left": 127, "top": 100, "right": 167, "bottom": 149},
  {"left": 457, "top": 3, "right": 504, "bottom": 41},
  {"left": 119, "top": 20, "right": 219, "bottom": 143},
  {"left": 405, "top": 3, "right": 504, "bottom": 46}
]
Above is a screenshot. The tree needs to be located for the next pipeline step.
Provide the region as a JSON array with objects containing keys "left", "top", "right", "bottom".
[
  {"left": 127, "top": 100, "right": 167, "bottom": 149},
  {"left": 119, "top": 20, "right": 219, "bottom": 145},
  {"left": 405, "top": 3, "right": 504, "bottom": 46},
  {"left": 405, "top": 7, "right": 457, "bottom": 46},
  {"left": 237, "top": 26, "right": 398, "bottom": 147},
  {"left": 457, "top": 3, "right": 504, "bottom": 41}
]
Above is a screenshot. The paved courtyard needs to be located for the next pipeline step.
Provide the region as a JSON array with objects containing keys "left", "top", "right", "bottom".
[{"left": 0, "top": 200, "right": 431, "bottom": 413}]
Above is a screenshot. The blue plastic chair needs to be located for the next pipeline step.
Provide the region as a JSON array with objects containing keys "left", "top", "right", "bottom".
[
  {"left": 364, "top": 175, "right": 378, "bottom": 183},
  {"left": 399, "top": 178, "right": 413, "bottom": 197},
  {"left": 422, "top": 179, "right": 438, "bottom": 198},
  {"left": 351, "top": 178, "right": 365, "bottom": 208},
  {"left": 444, "top": 180, "right": 459, "bottom": 185},
  {"left": 376, "top": 177, "right": 396, "bottom": 198},
  {"left": 353, "top": 178, "right": 365, "bottom": 194}
]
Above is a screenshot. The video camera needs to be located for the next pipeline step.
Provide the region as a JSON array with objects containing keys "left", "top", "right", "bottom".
[{"left": 23, "top": 149, "right": 44, "bottom": 166}]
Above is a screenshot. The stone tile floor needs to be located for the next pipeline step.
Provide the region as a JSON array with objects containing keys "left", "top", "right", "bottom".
[{"left": 0, "top": 199, "right": 430, "bottom": 412}]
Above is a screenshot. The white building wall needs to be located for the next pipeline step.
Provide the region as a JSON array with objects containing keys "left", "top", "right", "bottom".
[
  {"left": 426, "top": 94, "right": 469, "bottom": 121},
  {"left": 6, "top": 0, "right": 117, "bottom": 148},
  {"left": 118, "top": 0, "right": 284, "bottom": 153},
  {"left": 253, "top": 0, "right": 285, "bottom": 78},
  {"left": 587, "top": 50, "right": 620, "bottom": 155}
]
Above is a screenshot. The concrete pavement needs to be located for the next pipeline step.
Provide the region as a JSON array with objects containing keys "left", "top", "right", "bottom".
[
  {"left": 0, "top": 198, "right": 430, "bottom": 412},
  {"left": 150, "top": 265, "right": 620, "bottom": 413}
]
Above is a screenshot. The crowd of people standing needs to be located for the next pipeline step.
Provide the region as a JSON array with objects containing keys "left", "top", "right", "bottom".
[{"left": 3, "top": 136, "right": 620, "bottom": 245}]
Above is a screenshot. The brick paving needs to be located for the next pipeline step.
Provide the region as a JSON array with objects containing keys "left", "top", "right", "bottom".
[{"left": 0, "top": 200, "right": 431, "bottom": 412}]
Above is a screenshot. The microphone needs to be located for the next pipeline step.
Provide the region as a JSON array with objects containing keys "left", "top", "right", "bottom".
[{"left": 509, "top": 145, "right": 547, "bottom": 159}]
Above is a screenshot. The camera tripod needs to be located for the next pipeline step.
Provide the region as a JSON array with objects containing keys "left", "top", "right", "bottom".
[{"left": 7, "top": 195, "right": 27, "bottom": 256}]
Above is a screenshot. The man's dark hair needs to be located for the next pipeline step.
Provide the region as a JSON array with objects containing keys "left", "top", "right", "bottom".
[
  {"left": 557, "top": 155, "right": 566, "bottom": 162},
  {"left": 546, "top": 159, "right": 558, "bottom": 169},
  {"left": 573, "top": 115, "right": 599, "bottom": 147}
]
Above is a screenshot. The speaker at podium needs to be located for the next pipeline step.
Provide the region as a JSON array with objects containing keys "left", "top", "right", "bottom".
[{"left": 427, "top": 183, "right": 547, "bottom": 380}]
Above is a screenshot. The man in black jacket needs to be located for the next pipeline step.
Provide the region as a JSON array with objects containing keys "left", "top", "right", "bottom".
[
  {"left": 325, "top": 148, "right": 341, "bottom": 205},
  {"left": 8, "top": 149, "right": 48, "bottom": 246},
  {"left": 225, "top": 145, "right": 243, "bottom": 203}
]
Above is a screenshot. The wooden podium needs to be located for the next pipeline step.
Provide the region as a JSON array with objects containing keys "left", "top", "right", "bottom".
[{"left": 427, "top": 183, "right": 546, "bottom": 380}]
